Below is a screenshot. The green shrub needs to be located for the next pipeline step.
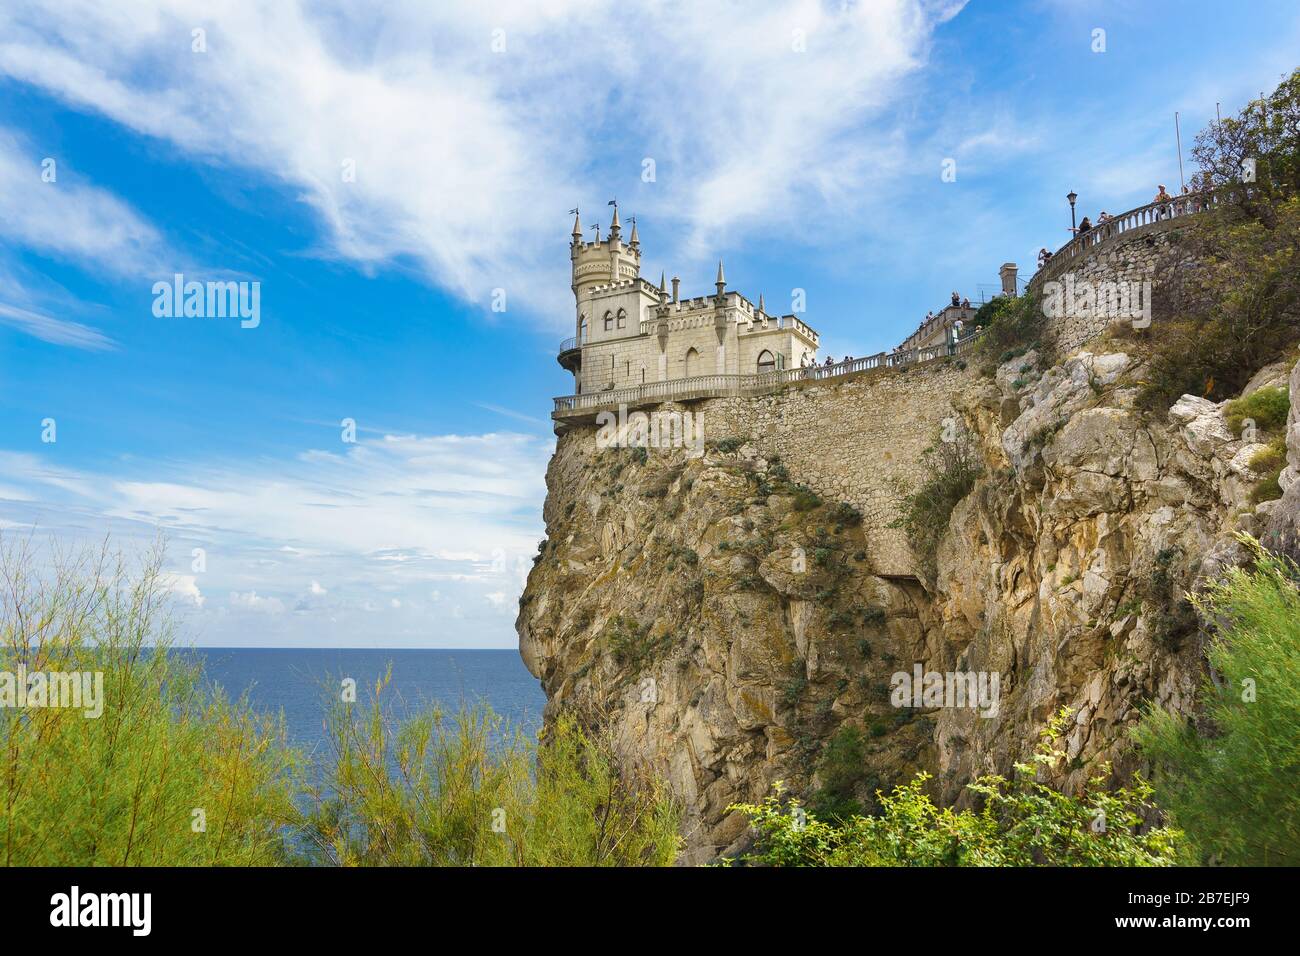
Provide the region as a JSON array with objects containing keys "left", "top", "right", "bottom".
[
  {"left": 828, "top": 502, "right": 863, "bottom": 527},
  {"left": 1248, "top": 434, "right": 1288, "bottom": 503},
  {"left": 0, "top": 536, "right": 299, "bottom": 866},
  {"left": 861, "top": 606, "right": 887, "bottom": 627},
  {"left": 973, "top": 293, "right": 1046, "bottom": 366},
  {"left": 1134, "top": 537, "right": 1300, "bottom": 865},
  {"left": 1225, "top": 385, "right": 1291, "bottom": 434},
  {"left": 302, "top": 686, "right": 680, "bottom": 866},
  {"left": 791, "top": 487, "right": 822, "bottom": 512},
  {"left": 890, "top": 430, "right": 983, "bottom": 585},
  {"left": 732, "top": 709, "right": 1182, "bottom": 866},
  {"left": 808, "top": 726, "right": 872, "bottom": 821}
]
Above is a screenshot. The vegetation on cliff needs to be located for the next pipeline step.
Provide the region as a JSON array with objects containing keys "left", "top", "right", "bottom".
[
  {"left": 1135, "top": 539, "right": 1300, "bottom": 866},
  {"left": 731, "top": 709, "right": 1183, "bottom": 867},
  {"left": 1131, "top": 70, "right": 1300, "bottom": 409},
  {"left": 889, "top": 428, "right": 983, "bottom": 586}
]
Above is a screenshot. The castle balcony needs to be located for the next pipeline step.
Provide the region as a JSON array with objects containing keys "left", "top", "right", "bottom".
[
  {"left": 551, "top": 329, "right": 984, "bottom": 422},
  {"left": 557, "top": 333, "right": 583, "bottom": 372}
]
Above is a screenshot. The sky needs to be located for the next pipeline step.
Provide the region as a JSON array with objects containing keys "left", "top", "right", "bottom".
[{"left": 0, "top": 0, "right": 1297, "bottom": 647}]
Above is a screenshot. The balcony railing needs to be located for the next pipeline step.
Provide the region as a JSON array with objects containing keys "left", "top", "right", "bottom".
[
  {"left": 559, "top": 334, "right": 583, "bottom": 353},
  {"left": 1032, "top": 185, "right": 1248, "bottom": 286},
  {"left": 553, "top": 330, "right": 983, "bottom": 416}
]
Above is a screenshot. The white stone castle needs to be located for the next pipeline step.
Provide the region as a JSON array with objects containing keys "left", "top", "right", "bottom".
[{"left": 559, "top": 204, "right": 820, "bottom": 395}]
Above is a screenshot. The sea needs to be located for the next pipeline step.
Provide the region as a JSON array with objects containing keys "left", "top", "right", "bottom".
[{"left": 187, "top": 648, "right": 546, "bottom": 762}]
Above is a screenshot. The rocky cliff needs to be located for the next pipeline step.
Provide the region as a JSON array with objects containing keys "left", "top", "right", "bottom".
[{"left": 517, "top": 345, "right": 1298, "bottom": 863}]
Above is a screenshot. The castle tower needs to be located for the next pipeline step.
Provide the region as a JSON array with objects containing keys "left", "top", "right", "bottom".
[{"left": 571, "top": 202, "right": 641, "bottom": 313}]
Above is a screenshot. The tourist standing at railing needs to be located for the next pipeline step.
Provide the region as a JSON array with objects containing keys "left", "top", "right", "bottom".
[
  {"left": 1154, "top": 184, "right": 1173, "bottom": 219},
  {"left": 951, "top": 291, "right": 960, "bottom": 308},
  {"left": 1038, "top": 247, "right": 1053, "bottom": 268},
  {"left": 961, "top": 296, "right": 971, "bottom": 309},
  {"left": 1074, "top": 215, "right": 1092, "bottom": 237}
]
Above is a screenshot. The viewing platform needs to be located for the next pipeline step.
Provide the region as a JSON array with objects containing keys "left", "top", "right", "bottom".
[
  {"left": 552, "top": 330, "right": 983, "bottom": 421},
  {"left": 1031, "top": 187, "right": 1232, "bottom": 288}
]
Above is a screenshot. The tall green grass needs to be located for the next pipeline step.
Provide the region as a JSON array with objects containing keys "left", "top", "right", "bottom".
[
  {"left": 0, "top": 534, "right": 680, "bottom": 867},
  {"left": 0, "top": 535, "right": 298, "bottom": 865}
]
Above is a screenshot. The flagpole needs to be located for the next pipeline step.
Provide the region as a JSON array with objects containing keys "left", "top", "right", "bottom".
[{"left": 1175, "top": 111, "right": 1185, "bottom": 192}]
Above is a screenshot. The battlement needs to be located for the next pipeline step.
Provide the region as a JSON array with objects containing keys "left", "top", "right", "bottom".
[{"left": 564, "top": 206, "right": 822, "bottom": 394}]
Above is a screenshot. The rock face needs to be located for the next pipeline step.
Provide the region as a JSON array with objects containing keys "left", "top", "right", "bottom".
[{"left": 517, "top": 347, "right": 1297, "bottom": 862}]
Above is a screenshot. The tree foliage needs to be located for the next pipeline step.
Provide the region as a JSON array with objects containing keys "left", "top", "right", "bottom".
[
  {"left": 1134, "top": 537, "right": 1300, "bottom": 865},
  {"left": 731, "top": 709, "right": 1183, "bottom": 867}
]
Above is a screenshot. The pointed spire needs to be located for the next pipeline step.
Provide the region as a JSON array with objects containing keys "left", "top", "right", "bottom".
[
  {"left": 609, "top": 201, "right": 621, "bottom": 236},
  {"left": 659, "top": 270, "right": 667, "bottom": 292},
  {"left": 758, "top": 293, "right": 765, "bottom": 314},
  {"left": 571, "top": 206, "right": 582, "bottom": 238},
  {"left": 629, "top": 216, "right": 639, "bottom": 246},
  {"left": 716, "top": 259, "right": 726, "bottom": 285}
]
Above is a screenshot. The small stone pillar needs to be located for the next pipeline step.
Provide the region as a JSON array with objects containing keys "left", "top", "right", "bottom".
[{"left": 1000, "top": 263, "right": 1018, "bottom": 296}]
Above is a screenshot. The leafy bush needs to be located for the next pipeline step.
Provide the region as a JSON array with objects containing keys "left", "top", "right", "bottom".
[
  {"left": 732, "top": 709, "right": 1182, "bottom": 866},
  {"left": 890, "top": 430, "right": 983, "bottom": 585},
  {"left": 973, "top": 293, "right": 1046, "bottom": 368},
  {"left": 791, "top": 486, "right": 822, "bottom": 512},
  {"left": 603, "top": 614, "right": 667, "bottom": 674},
  {"left": 808, "top": 726, "right": 873, "bottom": 821},
  {"left": 828, "top": 502, "right": 863, "bottom": 527},
  {"left": 1248, "top": 434, "right": 1288, "bottom": 503},
  {"left": 1134, "top": 537, "right": 1300, "bottom": 865},
  {"left": 301, "top": 685, "right": 680, "bottom": 866},
  {"left": 0, "top": 535, "right": 299, "bottom": 866},
  {"left": 1225, "top": 385, "right": 1291, "bottom": 434}
]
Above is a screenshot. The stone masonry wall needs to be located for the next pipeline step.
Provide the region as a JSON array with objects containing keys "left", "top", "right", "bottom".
[
  {"left": 1033, "top": 227, "right": 1186, "bottom": 356},
  {"left": 678, "top": 360, "right": 968, "bottom": 577}
]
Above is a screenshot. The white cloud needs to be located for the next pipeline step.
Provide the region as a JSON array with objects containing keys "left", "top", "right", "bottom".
[
  {"left": 0, "top": 300, "right": 116, "bottom": 351},
  {"left": 161, "top": 572, "right": 205, "bottom": 607},
  {"left": 0, "top": 126, "right": 163, "bottom": 274},
  {"left": 0, "top": 427, "right": 550, "bottom": 646},
  {"left": 229, "top": 590, "right": 285, "bottom": 614},
  {"left": 0, "top": 0, "right": 956, "bottom": 323}
]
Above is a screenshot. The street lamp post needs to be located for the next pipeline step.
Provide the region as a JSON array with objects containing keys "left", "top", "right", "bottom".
[{"left": 1067, "top": 191, "right": 1078, "bottom": 234}]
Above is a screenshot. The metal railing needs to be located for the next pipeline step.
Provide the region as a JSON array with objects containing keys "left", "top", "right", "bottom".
[
  {"left": 553, "top": 330, "right": 983, "bottom": 416},
  {"left": 559, "top": 334, "right": 583, "bottom": 353}
]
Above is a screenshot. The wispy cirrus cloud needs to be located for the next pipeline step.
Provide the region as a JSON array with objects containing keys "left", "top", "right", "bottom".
[
  {"left": 0, "top": 300, "right": 116, "bottom": 350},
  {"left": 0, "top": 126, "right": 163, "bottom": 274},
  {"left": 0, "top": 428, "right": 551, "bottom": 647},
  {"left": 0, "top": 0, "right": 962, "bottom": 323}
]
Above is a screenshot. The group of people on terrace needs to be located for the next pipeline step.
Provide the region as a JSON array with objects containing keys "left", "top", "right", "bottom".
[{"left": 1037, "top": 173, "right": 1217, "bottom": 269}]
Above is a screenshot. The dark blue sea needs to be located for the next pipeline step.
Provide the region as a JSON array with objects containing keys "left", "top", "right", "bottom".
[{"left": 188, "top": 648, "right": 546, "bottom": 761}]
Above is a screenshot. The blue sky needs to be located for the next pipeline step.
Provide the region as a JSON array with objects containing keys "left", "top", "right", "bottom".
[{"left": 0, "top": 0, "right": 1296, "bottom": 647}]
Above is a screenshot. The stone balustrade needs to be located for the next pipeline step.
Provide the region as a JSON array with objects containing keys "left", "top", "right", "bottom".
[
  {"left": 1031, "top": 186, "right": 1239, "bottom": 288},
  {"left": 553, "top": 330, "right": 982, "bottom": 419}
]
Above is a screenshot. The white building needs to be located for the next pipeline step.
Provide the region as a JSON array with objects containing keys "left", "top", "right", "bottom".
[{"left": 558, "top": 205, "right": 820, "bottom": 394}]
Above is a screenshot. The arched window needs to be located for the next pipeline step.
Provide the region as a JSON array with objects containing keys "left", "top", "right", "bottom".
[
  {"left": 603, "top": 311, "right": 613, "bottom": 332},
  {"left": 578, "top": 315, "right": 587, "bottom": 343},
  {"left": 757, "top": 349, "right": 777, "bottom": 372},
  {"left": 684, "top": 347, "right": 700, "bottom": 377},
  {"left": 616, "top": 308, "right": 626, "bottom": 329}
]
